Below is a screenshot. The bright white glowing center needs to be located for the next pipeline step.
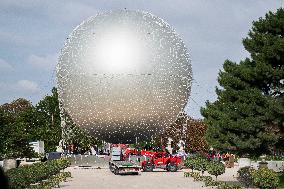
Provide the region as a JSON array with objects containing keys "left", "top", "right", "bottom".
[{"left": 95, "top": 30, "right": 144, "bottom": 73}]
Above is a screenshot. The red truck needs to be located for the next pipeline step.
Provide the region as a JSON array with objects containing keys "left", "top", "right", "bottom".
[
  {"left": 141, "top": 151, "right": 182, "bottom": 172},
  {"left": 111, "top": 145, "right": 182, "bottom": 173}
]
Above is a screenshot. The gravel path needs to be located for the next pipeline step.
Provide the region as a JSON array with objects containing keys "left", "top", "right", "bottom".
[{"left": 59, "top": 167, "right": 213, "bottom": 189}]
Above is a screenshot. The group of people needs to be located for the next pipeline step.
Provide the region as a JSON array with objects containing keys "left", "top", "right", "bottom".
[
  {"left": 207, "top": 151, "right": 235, "bottom": 167},
  {"left": 207, "top": 150, "right": 235, "bottom": 162}
]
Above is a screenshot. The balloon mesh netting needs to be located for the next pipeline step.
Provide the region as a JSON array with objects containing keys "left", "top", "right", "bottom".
[{"left": 57, "top": 10, "right": 192, "bottom": 143}]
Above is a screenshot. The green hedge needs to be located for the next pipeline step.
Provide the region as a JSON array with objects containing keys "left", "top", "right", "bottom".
[
  {"left": 29, "top": 171, "right": 72, "bottom": 189},
  {"left": 237, "top": 166, "right": 279, "bottom": 189},
  {"left": 252, "top": 168, "right": 279, "bottom": 189},
  {"left": 184, "top": 171, "right": 242, "bottom": 188},
  {"left": 6, "top": 158, "right": 70, "bottom": 189}
]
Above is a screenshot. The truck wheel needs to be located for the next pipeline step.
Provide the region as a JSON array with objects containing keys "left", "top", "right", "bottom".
[
  {"left": 143, "top": 162, "right": 153, "bottom": 172},
  {"left": 169, "top": 163, "right": 177, "bottom": 172},
  {"left": 109, "top": 163, "right": 113, "bottom": 172},
  {"left": 114, "top": 167, "right": 119, "bottom": 175},
  {"left": 166, "top": 163, "right": 171, "bottom": 171}
]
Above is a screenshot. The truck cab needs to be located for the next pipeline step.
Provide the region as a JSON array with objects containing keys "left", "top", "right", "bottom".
[{"left": 141, "top": 151, "right": 182, "bottom": 172}]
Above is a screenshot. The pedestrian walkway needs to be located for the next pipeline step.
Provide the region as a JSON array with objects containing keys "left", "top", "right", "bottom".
[{"left": 59, "top": 167, "right": 240, "bottom": 189}]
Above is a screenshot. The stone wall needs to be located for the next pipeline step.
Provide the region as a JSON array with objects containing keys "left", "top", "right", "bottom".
[{"left": 251, "top": 161, "right": 284, "bottom": 172}]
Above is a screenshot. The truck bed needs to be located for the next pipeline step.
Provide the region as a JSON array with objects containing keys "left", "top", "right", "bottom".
[
  {"left": 111, "top": 160, "right": 140, "bottom": 167},
  {"left": 109, "top": 160, "right": 141, "bottom": 175}
]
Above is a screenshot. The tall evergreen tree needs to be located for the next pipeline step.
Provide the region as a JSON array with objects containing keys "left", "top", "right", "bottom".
[{"left": 201, "top": 8, "right": 284, "bottom": 156}]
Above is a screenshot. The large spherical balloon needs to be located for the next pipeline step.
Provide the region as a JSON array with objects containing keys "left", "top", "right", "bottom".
[{"left": 57, "top": 10, "right": 192, "bottom": 143}]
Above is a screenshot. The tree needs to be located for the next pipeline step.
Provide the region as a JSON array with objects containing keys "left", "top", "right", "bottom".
[
  {"left": 0, "top": 98, "right": 33, "bottom": 115},
  {"left": 194, "top": 156, "right": 208, "bottom": 176},
  {"left": 18, "top": 88, "right": 62, "bottom": 152},
  {"left": 201, "top": 8, "right": 284, "bottom": 156},
  {"left": 243, "top": 9, "right": 284, "bottom": 151},
  {"left": 161, "top": 111, "right": 188, "bottom": 152},
  {"left": 206, "top": 161, "right": 225, "bottom": 180},
  {"left": 185, "top": 118, "right": 208, "bottom": 153},
  {"left": 34, "top": 87, "right": 62, "bottom": 152},
  {"left": 160, "top": 112, "right": 208, "bottom": 153},
  {"left": 0, "top": 99, "right": 35, "bottom": 158}
]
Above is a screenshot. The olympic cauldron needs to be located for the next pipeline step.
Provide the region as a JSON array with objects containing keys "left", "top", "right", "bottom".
[{"left": 57, "top": 10, "right": 192, "bottom": 143}]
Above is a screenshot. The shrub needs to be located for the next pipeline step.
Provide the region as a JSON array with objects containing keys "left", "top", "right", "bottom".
[
  {"left": 202, "top": 176, "right": 217, "bottom": 186},
  {"left": 6, "top": 158, "right": 71, "bottom": 189},
  {"left": 217, "top": 182, "right": 242, "bottom": 189},
  {"left": 206, "top": 161, "right": 225, "bottom": 180},
  {"left": 184, "top": 154, "right": 208, "bottom": 173},
  {"left": 194, "top": 157, "right": 209, "bottom": 175},
  {"left": 184, "top": 157, "right": 195, "bottom": 172},
  {"left": 184, "top": 172, "right": 191, "bottom": 177},
  {"left": 252, "top": 168, "right": 279, "bottom": 189},
  {"left": 185, "top": 169, "right": 242, "bottom": 189},
  {"left": 191, "top": 172, "right": 201, "bottom": 181},
  {"left": 237, "top": 166, "right": 254, "bottom": 187}
]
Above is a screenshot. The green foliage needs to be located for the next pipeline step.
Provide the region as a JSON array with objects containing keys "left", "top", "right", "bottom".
[
  {"left": 279, "top": 173, "right": 284, "bottom": 188},
  {"left": 190, "top": 172, "right": 201, "bottom": 181},
  {"left": 206, "top": 161, "right": 225, "bottom": 180},
  {"left": 27, "top": 171, "right": 71, "bottom": 189},
  {"left": 0, "top": 87, "right": 63, "bottom": 158},
  {"left": 32, "top": 87, "right": 62, "bottom": 152},
  {"left": 184, "top": 157, "right": 195, "bottom": 171},
  {"left": 6, "top": 158, "right": 70, "bottom": 189},
  {"left": 252, "top": 168, "right": 279, "bottom": 189},
  {"left": 184, "top": 154, "right": 208, "bottom": 173},
  {"left": 202, "top": 176, "right": 217, "bottom": 186},
  {"left": 237, "top": 166, "right": 255, "bottom": 187},
  {"left": 0, "top": 100, "right": 36, "bottom": 158},
  {"left": 0, "top": 87, "right": 103, "bottom": 157},
  {"left": 185, "top": 172, "right": 241, "bottom": 188},
  {"left": 184, "top": 171, "right": 191, "bottom": 177},
  {"left": 217, "top": 182, "right": 242, "bottom": 189},
  {"left": 250, "top": 155, "right": 284, "bottom": 161},
  {"left": 201, "top": 8, "right": 284, "bottom": 156},
  {"left": 193, "top": 156, "right": 209, "bottom": 175}
]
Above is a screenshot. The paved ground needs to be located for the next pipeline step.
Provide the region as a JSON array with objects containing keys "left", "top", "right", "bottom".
[{"left": 59, "top": 167, "right": 240, "bottom": 189}]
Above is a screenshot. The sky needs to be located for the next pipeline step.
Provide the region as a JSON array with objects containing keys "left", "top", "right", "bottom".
[{"left": 0, "top": 0, "right": 283, "bottom": 118}]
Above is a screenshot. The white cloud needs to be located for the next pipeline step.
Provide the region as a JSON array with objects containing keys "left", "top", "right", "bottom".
[
  {"left": 16, "top": 80, "right": 40, "bottom": 93},
  {"left": 27, "top": 53, "right": 58, "bottom": 70},
  {"left": 0, "top": 58, "right": 13, "bottom": 72},
  {"left": 0, "top": 30, "right": 30, "bottom": 47},
  {"left": 0, "top": 80, "right": 40, "bottom": 94},
  {"left": 0, "top": 79, "right": 42, "bottom": 104},
  {"left": 0, "top": 0, "right": 41, "bottom": 9}
]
